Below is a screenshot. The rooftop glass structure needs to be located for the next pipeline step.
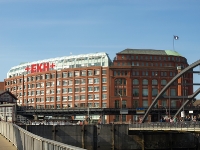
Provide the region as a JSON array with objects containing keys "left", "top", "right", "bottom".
[{"left": 7, "top": 52, "right": 112, "bottom": 78}]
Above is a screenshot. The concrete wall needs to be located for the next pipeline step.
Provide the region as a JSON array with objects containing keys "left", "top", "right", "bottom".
[{"left": 21, "top": 124, "right": 198, "bottom": 150}]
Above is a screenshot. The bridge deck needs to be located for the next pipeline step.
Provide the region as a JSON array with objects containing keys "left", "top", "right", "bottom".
[
  {"left": 0, "top": 134, "right": 17, "bottom": 150},
  {"left": 129, "top": 122, "right": 200, "bottom": 132}
]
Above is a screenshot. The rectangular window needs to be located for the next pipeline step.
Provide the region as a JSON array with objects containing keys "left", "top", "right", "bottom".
[
  {"left": 102, "top": 86, "right": 107, "bottom": 91},
  {"left": 88, "top": 78, "right": 93, "bottom": 84},
  {"left": 88, "top": 95, "right": 93, "bottom": 100},
  {"left": 102, "top": 70, "right": 107, "bottom": 75},
  {"left": 68, "top": 88, "right": 72, "bottom": 93},
  {"left": 75, "top": 95, "right": 79, "bottom": 100},
  {"left": 94, "top": 87, "right": 99, "bottom": 92},
  {"left": 62, "top": 72, "right": 67, "bottom": 78},
  {"left": 143, "top": 100, "right": 148, "bottom": 108},
  {"left": 79, "top": 87, "right": 85, "bottom": 92},
  {"left": 102, "top": 94, "right": 107, "bottom": 99},
  {"left": 75, "top": 71, "right": 80, "bottom": 77},
  {"left": 94, "top": 69, "right": 100, "bottom": 75},
  {"left": 62, "top": 88, "right": 67, "bottom": 93},
  {"left": 81, "top": 70, "right": 86, "bottom": 76},
  {"left": 94, "top": 78, "right": 99, "bottom": 84},
  {"left": 142, "top": 89, "right": 148, "bottom": 97},
  {"left": 88, "top": 86, "right": 93, "bottom": 92},
  {"left": 80, "top": 95, "right": 85, "bottom": 100},
  {"left": 102, "top": 78, "right": 107, "bottom": 83}
]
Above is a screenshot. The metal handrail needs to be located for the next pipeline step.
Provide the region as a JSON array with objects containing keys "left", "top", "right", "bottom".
[
  {"left": 0, "top": 121, "right": 86, "bottom": 150},
  {"left": 129, "top": 122, "right": 200, "bottom": 132}
]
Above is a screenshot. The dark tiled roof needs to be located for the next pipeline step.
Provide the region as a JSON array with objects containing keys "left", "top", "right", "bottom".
[{"left": 117, "top": 49, "right": 181, "bottom": 56}]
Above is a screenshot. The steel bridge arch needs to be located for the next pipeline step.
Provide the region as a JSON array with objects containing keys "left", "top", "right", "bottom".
[
  {"left": 173, "top": 87, "right": 200, "bottom": 119},
  {"left": 141, "top": 59, "right": 200, "bottom": 123}
]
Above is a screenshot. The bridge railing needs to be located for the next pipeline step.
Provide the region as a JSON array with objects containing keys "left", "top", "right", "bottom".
[
  {"left": 129, "top": 122, "right": 200, "bottom": 131},
  {"left": 0, "top": 121, "right": 86, "bottom": 150}
]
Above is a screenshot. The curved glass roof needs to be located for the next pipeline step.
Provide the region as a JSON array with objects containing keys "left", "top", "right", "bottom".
[{"left": 7, "top": 52, "right": 111, "bottom": 78}]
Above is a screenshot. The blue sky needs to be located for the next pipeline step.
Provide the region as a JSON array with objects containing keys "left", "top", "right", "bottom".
[{"left": 0, "top": 0, "right": 200, "bottom": 97}]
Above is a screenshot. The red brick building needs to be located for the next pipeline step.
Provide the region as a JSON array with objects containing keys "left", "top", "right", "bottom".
[
  {"left": 4, "top": 49, "right": 192, "bottom": 123},
  {"left": 0, "top": 82, "right": 4, "bottom": 92},
  {"left": 109, "top": 49, "right": 193, "bottom": 122}
]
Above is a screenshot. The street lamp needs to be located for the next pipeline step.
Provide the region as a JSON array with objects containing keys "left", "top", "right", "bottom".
[
  {"left": 159, "top": 105, "right": 168, "bottom": 115},
  {"left": 118, "top": 92, "right": 123, "bottom": 124}
]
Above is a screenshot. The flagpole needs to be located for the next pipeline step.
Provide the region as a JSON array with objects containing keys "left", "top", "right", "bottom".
[{"left": 173, "top": 35, "right": 174, "bottom": 51}]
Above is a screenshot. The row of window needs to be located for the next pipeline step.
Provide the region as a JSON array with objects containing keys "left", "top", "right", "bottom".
[
  {"left": 115, "top": 61, "right": 186, "bottom": 68},
  {"left": 120, "top": 55, "right": 185, "bottom": 62},
  {"left": 21, "top": 102, "right": 107, "bottom": 109},
  {"left": 114, "top": 71, "right": 177, "bottom": 77},
  {"left": 6, "top": 78, "right": 107, "bottom": 91},
  {"left": 6, "top": 70, "right": 107, "bottom": 85}
]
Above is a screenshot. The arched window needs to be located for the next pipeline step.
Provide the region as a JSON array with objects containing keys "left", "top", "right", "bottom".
[
  {"left": 152, "top": 79, "right": 157, "bottom": 85},
  {"left": 133, "top": 79, "right": 139, "bottom": 85},
  {"left": 161, "top": 79, "right": 167, "bottom": 85},
  {"left": 142, "top": 79, "right": 148, "bottom": 85},
  {"left": 114, "top": 78, "right": 127, "bottom": 96}
]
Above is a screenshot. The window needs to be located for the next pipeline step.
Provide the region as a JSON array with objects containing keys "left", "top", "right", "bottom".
[
  {"left": 75, "top": 87, "right": 79, "bottom": 92},
  {"left": 63, "top": 80, "right": 68, "bottom": 86},
  {"left": 142, "top": 88, "right": 148, "bottom": 96},
  {"left": 88, "top": 70, "right": 93, "bottom": 76},
  {"left": 62, "top": 88, "right": 67, "bottom": 93},
  {"left": 170, "top": 89, "right": 176, "bottom": 96},
  {"left": 94, "top": 69, "right": 100, "bottom": 75},
  {"left": 142, "top": 79, "right": 148, "bottom": 85},
  {"left": 81, "top": 70, "right": 86, "bottom": 76},
  {"left": 115, "top": 100, "right": 120, "bottom": 108},
  {"left": 62, "top": 72, "right": 67, "bottom": 78},
  {"left": 94, "top": 94, "right": 99, "bottom": 100},
  {"left": 68, "top": 88, "right": 72, "bottom": 93},
  {"left": 80, "top": 95, "right": 85, "bottom": 100},
  {"left": 152, "top": 88, "right": 158, "bottom": 96},
  {"left": 88, "top": 78, "right": 93, "bottom": 84},
  {"left": 75, "top": 79, "right": 80, "bottom": 85},
  {"left": 81, "top": 87, "right": 85, "bottom": 92},
  {"left": 68, "top": 96, "right": 72, "bottom": 101},
  {"left": 133, "top": 79, "right": 139, "bottom": 85},
  {"left": 102, "top": 70, "right": 107, "bottom": 75},
  {"left": 68, "top": 80, "right": 73, "bottom": 85},
  {"left": 68, "top": 72, "right": 73, "bottom": 77},
  {"left": 152, "top": 79, "right": 157, "bottom": 85},
  {"left": 122, "top": 100, "right": 126, "bottom": 108},
  {"left": 62, "top": 96, "right": 67, "bottom": 101},
  {"left": 75, "top": 71, "right": 79, "bottom": 77},
  {"left": 143, "top": 100, "right": 148, "bottom": 108},
  {"left": 94, "top": 78, "right": 99, "bottom": 84},
  {"left": 88, "top": 95, "right": 93, "bottom": 100},
  {"left": 102, "top": 86, "right": 107, "bottom": 91},
  {"left": 88, "top": 86, "right": 93, "bottom": 92},
  {"left": 161, "top": 79, "right": 167, "bottom": 85},
  {"left": 94, "top": 87, "right": 99, "bottom": 92},
  {"left": 102, "top": 78, "right": 107, "bottom": 83},
  {"left": 56, "top": 96, "right": 60, "bottom": 101},
  {"left": 75, "top": 95, "right": 79, "bottom": 100},
  {"left": 94, "top": 103, "right": 99, "bottom": 108},
  {"left": 81, "top": 79, "right": 86, "bottom": 84},
  {"left": 133, "top": 89, "right": 139, "bottom": 96},
  {"left": 102, "top": 103, "right": 107, "bottom": 108},
  {"left": 102, "top": 94, "right": 107, "bottom": 99}
]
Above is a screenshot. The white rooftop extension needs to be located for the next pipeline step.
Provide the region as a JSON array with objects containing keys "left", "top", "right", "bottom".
[{"left": 7, "top": 52, "right": 112, "bottom": 78}]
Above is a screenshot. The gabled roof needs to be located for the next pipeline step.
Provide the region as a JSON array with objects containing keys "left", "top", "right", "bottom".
[
  {"left": 0, "top": 91, "right": 17, "bottom": 100},
  {"left": 117, "top": 49, "right": 182, "bottom": 56}
]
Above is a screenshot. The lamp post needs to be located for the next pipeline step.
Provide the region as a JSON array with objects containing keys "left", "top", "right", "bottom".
[
  {"left": 118, "top": 92, "right": 122, "bottom": 124},
  {"left": 159, "top": 105, "right": 167, "bottom": 115}
]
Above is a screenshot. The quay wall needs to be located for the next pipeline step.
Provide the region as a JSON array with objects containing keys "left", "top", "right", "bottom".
[{"left": 20, "top": 124, "right": 198, "bottom": 150}]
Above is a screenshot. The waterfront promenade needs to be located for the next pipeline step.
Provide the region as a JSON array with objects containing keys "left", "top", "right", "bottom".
[{"left": 0, "top": 134, "right": 17, "bottom": 150}]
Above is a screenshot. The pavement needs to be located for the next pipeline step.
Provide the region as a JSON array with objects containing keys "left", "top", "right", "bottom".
[{"left": 0, "top": 134, "right": 17, "bottom": 150}]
